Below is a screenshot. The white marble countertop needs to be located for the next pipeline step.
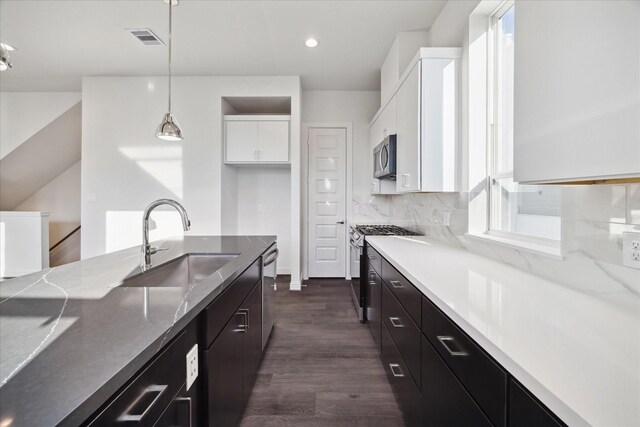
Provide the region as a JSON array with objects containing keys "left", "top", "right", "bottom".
[{"left": 366, "top": 236, "right": 640, "bottom": 427}]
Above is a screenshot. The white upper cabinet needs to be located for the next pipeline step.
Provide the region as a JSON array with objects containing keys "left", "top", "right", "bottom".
[
  {"left": 225, "top": 115, "right": 290, "bottom": 164},
  {"left": 381, "top": 32, "right": 429, "bottom": 103},
  {"left": 396, "top": 62, "right": 421, "bottom": 192},
  {"left": 369, "top": 48, "right": 461, "bottom": 194},
  {"left": 514, "top": 0, "right": 640, "bottom": 184},
  {"left": 395, "top": 48, "right": 461, "bottom": 193}
]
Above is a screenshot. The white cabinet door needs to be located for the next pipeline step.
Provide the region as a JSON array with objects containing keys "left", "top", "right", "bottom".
[
  {"left": 226, "top": 121, "right": 258, "bottom": 162},
  {"left": 421, "top": 57, "right": 459, "bottom": 192},
  {"left": 514, "top": 0, "right": 640, "bottom": 183},
  {"left": 396, "top": 62, "right": 421, "bottom": 192},
  {"left": 257, "top": 121, "right": 289, "bottom": 162}
]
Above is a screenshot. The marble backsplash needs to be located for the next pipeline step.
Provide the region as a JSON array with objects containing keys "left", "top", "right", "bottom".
[{"left": 359, "top": 183, "right": 640, "bottom": 303}]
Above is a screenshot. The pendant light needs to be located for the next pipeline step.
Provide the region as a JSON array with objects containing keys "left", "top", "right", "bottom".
[
  {"left": 155, "top": 0, "right": 183, "bottom": 141},
  {"left": 0, "top": 43, "right": 14, "bottom": 71}
]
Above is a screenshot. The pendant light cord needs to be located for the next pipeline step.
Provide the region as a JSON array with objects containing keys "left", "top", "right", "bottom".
[{"left": 168, "top": 0, "right": 173, "bottom": 114}]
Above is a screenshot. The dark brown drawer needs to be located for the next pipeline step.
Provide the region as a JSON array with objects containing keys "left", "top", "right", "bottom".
[
  {"left": 366, "top": 269, "right": 382, "bottom": 351},
  {"left": 381, "top": 324, "right": 421, "bottom": 427},
  {"left": 422, "top": 336, "right": 492, "bottom": 427},
  {"left": 89, "top": 323, "right": 197, "bottom": 427},
  {"left": 382, "top": 284, "right": 420, "bottom": 389},
  {"left": 204, "top": 258, "right": 261, "bottom": 348},
  {"left": 365, "top": 243, "right": 382, "bottom": 276},
  {"left": 421, "top": 296, "right": 507, "bottom": 427},
  {"left": 382, "top": 258, "right": 421, "bottom": 325},
  {"left": 509, "top": 379, "right": 565, "bottom": 427}
]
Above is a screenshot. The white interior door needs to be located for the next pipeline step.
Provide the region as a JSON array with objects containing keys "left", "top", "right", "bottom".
[{"left": 308, "top": 128, "right": 347, "bottom": 278}]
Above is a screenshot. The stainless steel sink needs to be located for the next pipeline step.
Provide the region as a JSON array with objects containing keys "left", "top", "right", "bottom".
[{"left": 120, "top": 254, "right": 239, "bottom": 288}]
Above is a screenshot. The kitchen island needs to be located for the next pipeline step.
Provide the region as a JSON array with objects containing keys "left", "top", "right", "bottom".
[{"left": 0, "top": 235, "right": 276, "bottom": 426}]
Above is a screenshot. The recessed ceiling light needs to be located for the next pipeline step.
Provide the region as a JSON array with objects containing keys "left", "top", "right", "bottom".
[
  {"left": 305, "top": 38, "right": 319, "bottom": 48},
  {"left": 0, "top": 43, "right": 15, "bottom": 52}
]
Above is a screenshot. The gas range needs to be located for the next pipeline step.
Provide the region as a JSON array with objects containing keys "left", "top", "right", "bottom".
[
  {"left": 348, "top": 224, "right": 420, "bottom": 323},
  {"left": 349, "top": 224, "right": 419, "bottom": 248}
]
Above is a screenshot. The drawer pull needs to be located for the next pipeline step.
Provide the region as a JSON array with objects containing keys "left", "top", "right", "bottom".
[
  {"left": 389, "top": 317, "right": 404, "bottom": 328},
  {"left": 390, "top": 280, "right": 403, "bottom": 289},
  {"left": 176, "top": 397, "right": 193, "bottom": 427},
  {"left": 389, "top": 363, "right": 405, "bottom": 378},
  {"left": 118, "top": 384, "right": 168, "bottom": 422},
  {"left": 235, "top": 309, "right": 249, "bottom": 333},
  {"left": 437, "top": 335, "right": 468, "bottom": 357}
]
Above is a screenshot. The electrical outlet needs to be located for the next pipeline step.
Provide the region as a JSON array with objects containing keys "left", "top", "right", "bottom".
[
  {"left": 186, "top": 344, "right": 198, "bottom": 391},
  {"left": 622, "top": 232, "right": 640, "bottom": 270}
]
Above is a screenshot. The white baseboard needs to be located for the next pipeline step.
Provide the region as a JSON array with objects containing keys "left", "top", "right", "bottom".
[
  {"left": 277, "top": 267, "right": 291, "bottom": 275},
  {"left": 289, "top": 280, "right": 302, "bottom": 291}
]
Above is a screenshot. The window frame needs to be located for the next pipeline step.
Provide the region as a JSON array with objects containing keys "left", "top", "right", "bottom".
[{"left": 485, "top": 0, "right": 562, "bottom": 247}]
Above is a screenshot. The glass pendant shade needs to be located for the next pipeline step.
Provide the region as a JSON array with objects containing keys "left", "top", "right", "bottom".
[{"left": 155, "top": 113, "right": 183, "bottom": 141}]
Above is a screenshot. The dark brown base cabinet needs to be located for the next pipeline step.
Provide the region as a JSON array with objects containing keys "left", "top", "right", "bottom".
[
  {"left": 365, "top": 245, "right": 383, "bottom": 351},
  {"left": 205, "top": 281, "right": 263, "bottom": 427},
  {"left": 88, "top": 322, "right": 200, "bottom": 427},
  {"left": 87, "top": 255, "right": 267, "bottom": 427},
  {"left": 422, "top": 336, "right": 491, "bottom": 427},
  {"left": 365, "top": 243, "right": 567, "bottom": 427},
  {"left": 509, "top": 379, "right": 564, "bottom": 427}
]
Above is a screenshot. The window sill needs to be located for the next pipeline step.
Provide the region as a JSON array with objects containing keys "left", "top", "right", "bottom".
[{"left": 465, "top": 232, "right": 564, "bottom": 260}]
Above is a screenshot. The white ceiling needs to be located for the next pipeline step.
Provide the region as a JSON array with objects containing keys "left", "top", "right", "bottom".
[{"left": 0, "top": 0, "right": 446, "bottom": 92}]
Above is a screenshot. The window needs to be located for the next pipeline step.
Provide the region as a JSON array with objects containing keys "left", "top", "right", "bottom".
[{"left": 488, "top": 2, "right": 561, "bottom": 242}]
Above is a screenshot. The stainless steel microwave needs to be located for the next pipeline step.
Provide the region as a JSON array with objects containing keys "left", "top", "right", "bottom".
[{"left": 373, "top": 134, "right": 397, "bottom": 180}]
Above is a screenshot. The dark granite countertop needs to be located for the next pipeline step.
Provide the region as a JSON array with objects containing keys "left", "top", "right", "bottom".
[{"left": 0, "top": 235, "right": 276, "bottom": 427}]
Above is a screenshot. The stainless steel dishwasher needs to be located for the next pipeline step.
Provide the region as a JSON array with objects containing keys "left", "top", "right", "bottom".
[{"left": 262, "top": 244, "right": 278, "bottom": 350}]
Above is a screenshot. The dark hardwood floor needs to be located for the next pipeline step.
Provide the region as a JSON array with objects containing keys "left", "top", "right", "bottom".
[{"left": 240, "top": 277, "right": 404, "bottom": 427}]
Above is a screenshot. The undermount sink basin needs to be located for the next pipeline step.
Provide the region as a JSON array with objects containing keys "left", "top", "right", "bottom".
[{"left": 120, "top": 254, "right": 239, "bottom": 288}]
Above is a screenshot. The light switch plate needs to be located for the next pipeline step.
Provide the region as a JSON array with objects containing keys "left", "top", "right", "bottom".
[
  {"left": 186, "top": 344, "right": 198, "bottom": 391},
  {"left": 622, "top": 232, "right": 640, "bottom": 270}
]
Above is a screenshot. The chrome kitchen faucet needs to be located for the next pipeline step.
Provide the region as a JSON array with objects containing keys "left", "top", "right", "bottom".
[{"left": 141, "top": 199, "right": 191, "bottom": 271}]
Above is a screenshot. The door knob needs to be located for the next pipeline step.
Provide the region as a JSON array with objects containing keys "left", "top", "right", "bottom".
[{"left": 337, "top": 220, "right": 345, "bottom": 224}]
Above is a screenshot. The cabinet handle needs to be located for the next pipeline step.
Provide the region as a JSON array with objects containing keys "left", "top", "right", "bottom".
[
  {"left": 235, "top": 309, "right": 249, "bottom": 333},
  {"left": 437, "top": 336, "right": 468, "bottom": 357},
  {"left": 263, "top": 248, "right": 279, "bottom": 267},
  {"left": 390, "top": 280, "right": 403, "bottom": 289},
  {"left": 176, "top": 397, "right": 193, "bottom": 427},
  {"left": 389, "top": 363, "right": 404, "bottom": 378},
  {"left": 402, "top": 174, "right": 410, "bottom": 187},
  {"left": 118, "top": 384, "right": 167, "bottom": 422},
  {"left": 389, "top": 317, "right": 404, "bottom": 328}
]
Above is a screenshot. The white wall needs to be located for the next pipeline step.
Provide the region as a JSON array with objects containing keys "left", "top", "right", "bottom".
[
  {"left": 0, "top": 92, "right": 81, "bottom": 159},
  {"left": 236, "top": 167, "right": 291, "bottom": 274},
  {"left": 81, "top": 76, "right": 301, "bottom": 284},
  {"left": 15, "top": 161, "right": 81, "bottom": 248},
  {"left": 302, "top": 90, "right": 380, "bottom": 210}
]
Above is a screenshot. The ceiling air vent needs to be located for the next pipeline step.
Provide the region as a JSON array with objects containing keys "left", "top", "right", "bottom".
[{"left": 127, "top": 28, "right": 165, "bottom": 46}]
